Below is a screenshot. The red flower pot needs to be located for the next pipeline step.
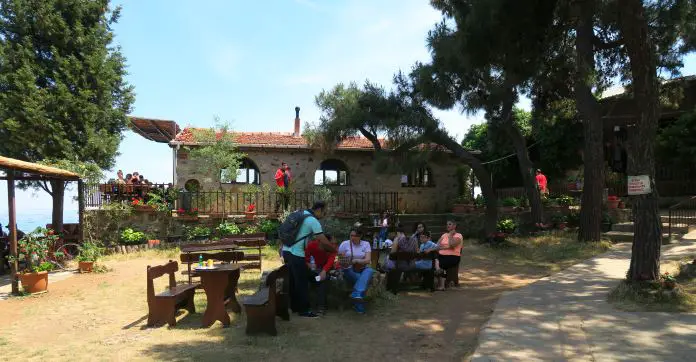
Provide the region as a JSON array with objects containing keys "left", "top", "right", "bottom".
[{"left": 19, "top": 271, "right": 49, "bottom": 293}]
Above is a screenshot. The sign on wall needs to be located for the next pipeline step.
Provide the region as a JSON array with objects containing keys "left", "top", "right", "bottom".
[{"left": 627, "top": 175, "right": 652, "bottom": 195}]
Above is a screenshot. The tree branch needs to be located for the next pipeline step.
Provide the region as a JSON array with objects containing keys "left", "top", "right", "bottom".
[
  {"left": 40, "top": 180, "right": 53, "bottom": 196},
  {"left": 358, "top": 126, "right": 382, "bottom": 151},
  {"left": 593, "top": 35, "right": 623, "bottom": 50}
]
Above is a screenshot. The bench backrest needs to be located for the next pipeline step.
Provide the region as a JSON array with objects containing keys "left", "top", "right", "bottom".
[
  {"left": 146, "top": 260, "right": 178, "bottom": 304},
  {"left": 265, "top": 264, "right": 288, "bottom": 306},
  {"left": 180, "top": 251, "right": 244, "bottom": 264},
  {"left": 220, "top": 233, "right": 266, "bottom": 270},
  {"left": 180, "top": 239, "right": 237, "bottom": 253}
]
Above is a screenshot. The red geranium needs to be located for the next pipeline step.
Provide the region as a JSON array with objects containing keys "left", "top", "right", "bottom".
[
  {"left": 246, "top": 203, "right": 256, "bottom": 212},
  {"left": 607, "top": 195, "right": 619, "bottom": 201}
]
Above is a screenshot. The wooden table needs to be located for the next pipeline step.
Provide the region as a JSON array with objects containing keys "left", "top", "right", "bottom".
[{"left": 196, "top": 264, "right": 241, "bottom": 328}]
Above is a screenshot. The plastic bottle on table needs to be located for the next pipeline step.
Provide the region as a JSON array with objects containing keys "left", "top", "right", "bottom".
[{"left": 198, "top": 254, "right": 203, "bottom": 267}]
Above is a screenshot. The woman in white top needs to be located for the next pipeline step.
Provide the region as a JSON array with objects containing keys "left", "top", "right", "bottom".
[{"left": 338, "top": 228, "right": 374, "bottom": 313}]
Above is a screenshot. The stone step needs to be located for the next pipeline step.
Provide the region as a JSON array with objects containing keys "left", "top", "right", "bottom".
[
  {"left": 660, "top": 215, "right": 696, "bottom": 223},
  {"left": 612, "top": 222, "right": 689, "bottom": 234},
  {"left": 602, "top": 231, "right": 672, "bottom": 243}
]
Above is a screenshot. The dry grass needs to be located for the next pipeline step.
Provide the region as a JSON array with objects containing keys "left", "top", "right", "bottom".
[
  {"left": 608, "top": 258, "right": 696, "bottom": 313},
  {"left": 478, "top": 232, "right": 613, "bottom": 273},
  {"left": 0, "top": 245, "right": 554, "bottom": 361}
]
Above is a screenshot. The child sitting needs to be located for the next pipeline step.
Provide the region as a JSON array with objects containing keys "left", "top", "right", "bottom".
[
  {"left": 415, "top": 231, "right": 439, "bottom": 270},
  {"left": 304, "top": 233, "right": 337, "bottom": 315}
]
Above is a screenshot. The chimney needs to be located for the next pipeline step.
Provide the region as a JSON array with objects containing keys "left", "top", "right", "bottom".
[{"left": 293, "top": 106, "right": 301, "bottom": 137}]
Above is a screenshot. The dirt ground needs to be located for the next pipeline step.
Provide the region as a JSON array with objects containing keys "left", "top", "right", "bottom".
[{"left": 0, "top": 246, "right": 546, "bottom": 362}]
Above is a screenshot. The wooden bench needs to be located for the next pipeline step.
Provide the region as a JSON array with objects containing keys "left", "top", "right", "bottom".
[
  {"left": 179, "top": 251, "right": 245, "bottom": 284},
  {"left": 220, "top": 233, "right": 266, "bottom": 271},
  {"left": 243, "top": 265, "right": 290, "bottom": 336},
  {"left": 146, "top": 260, "right": 199, "bottom": 327},
  {"left": 386, "top": 251, "right": 436, "bottom": 294}
]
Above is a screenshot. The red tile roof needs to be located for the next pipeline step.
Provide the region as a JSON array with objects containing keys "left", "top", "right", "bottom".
[{"left": 172, "top": 128, "right": 386, "bottom": 150}]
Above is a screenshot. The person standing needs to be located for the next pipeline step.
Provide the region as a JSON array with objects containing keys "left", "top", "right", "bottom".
[
  {"left": 275, "top": 162, "right": 289, "bottom": 212},
  {"left": 435, "top": 220, "right": 463, "bottom": 291},
  {"left": 304, "top": 233, "right": 337, "bottom": 315},
  {"left": 535, "top": 169, "right": 548, "bottom": 196},
  {"left": 281, "top": 201, "right": 334, "bottom": 318},
  {"left": 275, "top": 162, "right": 288, "bottom": 188}
]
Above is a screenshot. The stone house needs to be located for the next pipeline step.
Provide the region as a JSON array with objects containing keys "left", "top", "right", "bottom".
[{"left": 166, "top": 108, "right": 464, "bottom": 213}]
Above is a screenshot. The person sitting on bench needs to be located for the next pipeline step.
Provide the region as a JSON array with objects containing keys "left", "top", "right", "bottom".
[
  {"left": 338, "top": 228, "right": 373, "bottom": 314},
  {"left": 415, "top": 231, "right": 439, "bottom": 270},
  {"left": 305, "top": 233, "right": 337, "bottom": 315}
]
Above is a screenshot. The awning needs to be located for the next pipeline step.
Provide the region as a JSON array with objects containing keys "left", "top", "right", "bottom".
[
  {"left": 129, "top": 116, "right": 181, "bottom": 143},
  {"left": 0, "top": 156, "right": 81, "bottom": 180}
]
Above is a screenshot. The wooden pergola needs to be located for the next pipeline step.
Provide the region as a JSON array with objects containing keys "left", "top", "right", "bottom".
[{"left": 0, "top": 156, "right": 83, "bottom": 295}]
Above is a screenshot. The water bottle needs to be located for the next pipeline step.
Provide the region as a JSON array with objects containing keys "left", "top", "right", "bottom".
[
  {"left": 373, "top": 236, "right": 378, "bottom": 249},
  {"left": 198, "top": 254, "right": 203, "bottom": 267},
  {"left": 310, "top": 256, "right": 316, "bottom": 271}
]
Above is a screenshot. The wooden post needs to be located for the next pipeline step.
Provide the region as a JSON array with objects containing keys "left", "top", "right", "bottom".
[
  {"left": 78, "top": 179, "right": 85, "bottom": 242},
  {"left": 7, "top": 172, "right": 19, "bottom": 294}
]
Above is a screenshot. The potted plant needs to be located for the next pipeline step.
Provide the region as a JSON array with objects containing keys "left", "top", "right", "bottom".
[
  {"left": 496, "top": 218, "right": 517, "bottom": 234},
  {"left": 131, "top": 197, "right": 154, "bottom": 212},
  {"left": 607, "top": 195, "right": 620, "bottom": 209},
  {"left": 452, "top": 195, "right": 475, "bottom": 213},
  {"left": 552, "top": 214, "right": 568, "bottom": 230},
  {"left": 245, "top": 202, "right": 256, "bottom": 220},
  {"left": 601, "top": 212, "right": 613, "bottom": 232},
  {"left": 661, "top": 272, "right": 676, "bottom": 290},
  {"left": 184, "top": 225, "right": 212, "bottom": 241},
  {"left": 8, "top": 227, "right": 59, "bottom": 293},
  {"left": 499, "top": 197, "right": 521, "bottom": 213},
  {"left": 216, "top": 220, "right": 241, "bottom": 237},
  {"left": 77, "top": 241, "right": 104, "bottom": 273},
  {"left": 259, "top": 219, "right": 280, "bottom": 240},
  {"left": 120, "top": 227, "right": 148, "bottom": 246},
  {"left": 566, "top": 176, "right": 577, "bottom": 191},
  {"left": 176, "top": 207, "right": 199, "bottom": 220}
]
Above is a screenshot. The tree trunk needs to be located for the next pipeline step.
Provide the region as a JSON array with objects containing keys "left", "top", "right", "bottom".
[
  {"left": 573, "top": 0, "right": 604, "bottom": 242},
  {"left": 502, "top": 120, "right": 543, "bottom": 224},
  {"left": 432, "top": 129, "right": 498, "bottom": 236},
  {"left": 50, "top": 180, "right": 65, "bottom": 235},
  {"left": 619, "top": 0, "right": 662, "bottom": 281}
]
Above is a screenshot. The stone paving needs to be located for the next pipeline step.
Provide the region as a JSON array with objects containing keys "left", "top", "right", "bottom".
[{"left": 472, "top": 240, "right": 696, "bottom": 362}]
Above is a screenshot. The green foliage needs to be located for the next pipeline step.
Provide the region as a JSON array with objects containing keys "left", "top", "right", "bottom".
[
  {"left": 497, "top": 218, "right": 517, "bottom": 234},
  {"left": 84, "top": 203, "right": 133, "bottom": 245},
  {"left": 242, "top": 225, "right": 259, "bottom": 235},
  {"left": 657, "top": 108, "right": 696, "bottom": 167},
  {"left": 0, "top": 1, "right": 134, "bottom": 168},
  {"left": 186, "top": 120, "right": 246, "bottom": 185},
  {"left": 556, "top": 195, "right": 576, "bottom": 207},
  {"left": 259, "top": 219, "right": 280, "bottom": 234},
  {"left": 120, "top": 228, "right": 147, "bottom": 245},
  {"left": 566, "top": 211, "right": 580, "bottom": 227},
  {"left": 500, "top": 197, "right": 521, "bottom": 207},
  {"left": 77, "top": 241, "right": 104, "bottom": 262},
  {"left": 8, "top": 227, "right": 60, "bottom": 273},
  {"left": 215, "top": 221, "right": 240, "bottom": 237},
  {"left": 145, "top": 192, "right": 173, "bottom": 212},
  {"left": 184, "top": 226, "right": 212, "bottom": 241},
  {"left": 551, "top": 214, "right": 568, "bottom": 224},
  {"left": 34, "top": 261, "right": 55, "bottom": 273}
]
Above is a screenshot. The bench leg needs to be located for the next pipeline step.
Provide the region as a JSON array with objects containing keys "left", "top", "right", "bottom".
[
  {"left": 184, "top": 290, "right": 196, "bottom": 314},
  {"left": 276, "top": 293, "right": 290, "bottom": 321},
  {"left": 245, "top": 305, "right": 277, "bottom": 336},
  {"left": 386, "top": 270, "right": 402, "bottom": 294},
  {"left": 147, "top": 299, "right": 177, "bottom": 327}
]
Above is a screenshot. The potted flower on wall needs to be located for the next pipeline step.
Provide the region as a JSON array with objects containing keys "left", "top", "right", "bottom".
[
  {"left": 77, "top": 241, "right": 104, "bottom": 273},
  {"left": 8, "top": 227, "right": 59, "bottom": 294},
  {"left": 245, "top": 203, "right": 256, "bottom": 220},
  {"left": 132, "top": 198, "right": 154, "bottom": 212},
  {"left": 607, "top": 195, "right": 620, "bottom": 209},
  {"left": 452, "top": 195, "right": 475, "bottom": 214}
]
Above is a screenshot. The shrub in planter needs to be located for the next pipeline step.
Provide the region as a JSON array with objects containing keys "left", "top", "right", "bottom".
[
  {"left": 259, "top": 219, "right": 280, "bottom": 239},
  {"left": 184, "top": 225, "right": 212, "bottom": 241},
  {"left": 120, "top": 228, "right": 148, "bottom": 245},
  {"left": 243, "top": 225, "right": 260, "bottom": 235},
  {"left": 77, "top": 241, "right": 104, "bottom": 273},
  {"left": 216, "top": 221, "right": 241, "bottom": 237},
  {"left": 8, "top": 227, "right": 59, "bottom": 293},
  {"left": 496, "top": 218, "right": 517, "bottom": 234}
]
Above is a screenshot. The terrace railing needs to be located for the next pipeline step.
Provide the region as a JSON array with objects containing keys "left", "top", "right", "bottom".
[
  {"left": 86, "top": 184, "right": 400, "bottom": 216},
  {"left": 178, "top": 190, "right": 400, "bottom": 216},
  {"left": 86, "top": 183, "right": 173, "bottom": 208},
  {"left": 668, "top": 196, "right": 696, "bottom": 239}
]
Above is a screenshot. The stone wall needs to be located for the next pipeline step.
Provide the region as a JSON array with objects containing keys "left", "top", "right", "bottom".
[{"left": 175, "top": 147, "right": 462, "bottom": 213}]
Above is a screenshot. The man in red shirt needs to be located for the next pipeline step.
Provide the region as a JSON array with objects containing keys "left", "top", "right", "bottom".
[
  {"left": 535, "top": 169, "right": 548, "bottom": 196},
  {"left": 304, "top": 233, "right": 337, "bottom": 315},
  {"left": 274, "top": 162, "right": 288, "bottom": 187}
]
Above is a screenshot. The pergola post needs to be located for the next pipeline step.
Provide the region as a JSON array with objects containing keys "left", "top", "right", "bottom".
[
  {"left": 7, "top": 171, "right": 19, "bottom": 295},
  {"left": 78, "top": 179, "right": 85, "bottom": 242}
]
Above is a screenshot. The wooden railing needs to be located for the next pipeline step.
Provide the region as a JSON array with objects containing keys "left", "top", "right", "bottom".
[{"left": 86, "top": 183, "right": 174, "bottom": 208}]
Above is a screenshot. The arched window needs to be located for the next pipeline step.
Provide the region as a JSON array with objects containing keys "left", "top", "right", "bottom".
[
  {"left": 314, "top": 159, "right": 349, "bottom": 186},
  {"left": 184, "top": 179, "right": 200, "bottom": 192},
  {"left": 221, "top": 158, "right": 260, "bottom": 184},
  {"left": 401, "top": 167, "right": 434, "bottom": 187}
]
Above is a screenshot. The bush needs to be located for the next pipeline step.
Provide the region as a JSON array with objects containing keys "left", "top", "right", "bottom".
[
  {"left": 501, "top": 197, "right": 521, "bottom": 207},
  {"left": 216, "top": 221, "right": 240, "bottom": 236},
  {"left": 184, "top": 226, "right": 212, "bottom": 241},
  {"left": 120, "top": 228, "right": 148, "bottom": 245},
  {"left": 259, "top": 219, "right": 280, "bottom": 234},
  {"left": 243, "top": 225, "right": 260, "bottom": 234},
  {"left": 556, "top": 195, "right": 575, "bottom": 207},
  {"left": 497, "top": 218, "right": 517, "bottom": 234},
  {"left": 77, "top": 241, "right": 104, "bottom": 262}
]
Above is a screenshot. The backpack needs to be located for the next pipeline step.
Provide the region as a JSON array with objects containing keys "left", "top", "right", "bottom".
[{"left": 279, "top": 209, "right": 314, "bottom": 248}]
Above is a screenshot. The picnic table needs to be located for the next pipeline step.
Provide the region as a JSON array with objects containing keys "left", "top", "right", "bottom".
[
  {"left": 196, "top": 263, "right": 241, "bottom": 328},
  {"left": 180, "top": 241, "right": 239, "bottom": 283}
]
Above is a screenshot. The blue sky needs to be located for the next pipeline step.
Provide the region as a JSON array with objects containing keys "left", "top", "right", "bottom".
[{"left": 2, "top": 0, "right": 696, "bottom": 220}]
